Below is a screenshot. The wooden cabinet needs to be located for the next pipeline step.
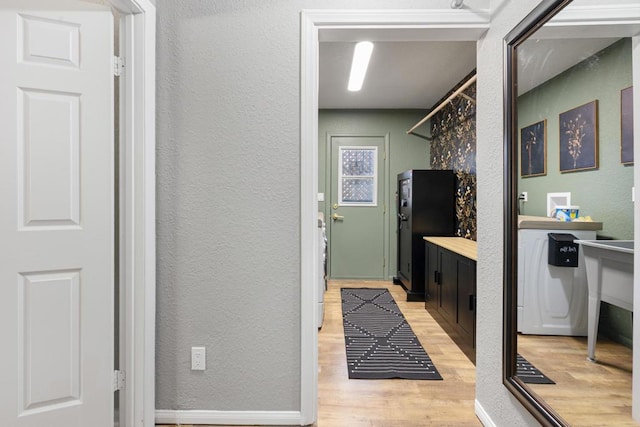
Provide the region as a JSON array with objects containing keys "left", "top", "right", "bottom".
[{"left": 424, "top": 237, "right": 477, "bottom": 363}]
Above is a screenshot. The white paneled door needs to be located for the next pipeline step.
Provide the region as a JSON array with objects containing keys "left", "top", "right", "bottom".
[{"left": 0, "top": 2, "right": 115, "bottom": 426}]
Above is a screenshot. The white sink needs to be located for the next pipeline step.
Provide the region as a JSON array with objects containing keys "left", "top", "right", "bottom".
[{"left": 575, "top": 240, "right": 634, "bottom": 362}]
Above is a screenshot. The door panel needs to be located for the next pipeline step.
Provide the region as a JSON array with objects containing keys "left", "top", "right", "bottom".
[
  {"left": 397, "top": 178, "right": 412, "bottom": 282},
  {"left": 0, "top": 3, "right": 114, "bottom": 426},
  {"left": 19, "top": 89, "right": 81, "bottom": 227},
  {"left": 329, "top": 136, "right": 385, "bottom": 279},
  {"left": 424, "top": 241, "right": 439, "bottom": 303},
  {"left": 438, "top": 249, "right": 457, "bottom": 325},
  {"left": 456, "top": 256, "right": 476, "bottom": 342}
]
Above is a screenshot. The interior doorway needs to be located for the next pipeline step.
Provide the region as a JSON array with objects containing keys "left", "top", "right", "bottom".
[{"left": 301, "top": 8, "right": 490, "bottom": 424}]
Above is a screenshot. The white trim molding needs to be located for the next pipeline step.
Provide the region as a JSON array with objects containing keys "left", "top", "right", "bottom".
[
  {"left": 556, "top": 3, "right": 640, "bottom": 23},
  {"left": 299, "top": 9, "right": 319, "bottom": 427},
  {"left": 632, "top": 34, "right": 640, "bottom": 424},
  {"left": 300, "top": 9, "right": 490, "bottom": 426},
  {"left": 155, "top": 410, "right": 304, "bottom": 425},
  {"left": 308, "top": 9, "right": 490, "bottom": 39},
  {"left": 110, "top": 0, "right": 156, "bottom": 426},
  {"left": 475, "top": 399, "right": 497, "bottom": 427},
  {"left": 540, "top": 4, "right": 640, "bottom": 38}
]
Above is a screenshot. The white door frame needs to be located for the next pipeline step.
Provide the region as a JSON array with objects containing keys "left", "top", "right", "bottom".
[
  {"left": 108, "top": 0, "right": 156, "bottom": 426},
  {"left": 300, "top": 9, "right": 489, "bottom": 424}
]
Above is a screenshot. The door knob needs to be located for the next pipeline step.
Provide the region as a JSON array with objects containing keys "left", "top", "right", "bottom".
[{"left": 332, "top": 213, "right": 344, "bottom": 220}]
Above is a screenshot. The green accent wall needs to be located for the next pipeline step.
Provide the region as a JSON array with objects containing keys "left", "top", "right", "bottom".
[
  {"left": 517, "top": 38, "right": 634, "bottom": 347},
  {"left": 318, "top": 109, "right": 430, "bottom": 279},
  {"left": 517, "top": 38, "right": 634, "bottom": 240}
]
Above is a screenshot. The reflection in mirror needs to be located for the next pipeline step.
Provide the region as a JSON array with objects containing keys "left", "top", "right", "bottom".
[{"left": 504, "top": 1, "right": 640, "bottom": 426}]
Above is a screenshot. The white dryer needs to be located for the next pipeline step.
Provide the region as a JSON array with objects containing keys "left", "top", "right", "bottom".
[{"left": 518, "top": 227, "right": 596, "bottom": 335}]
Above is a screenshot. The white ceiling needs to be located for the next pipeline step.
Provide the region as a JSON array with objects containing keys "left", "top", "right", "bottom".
[
  {"left": 319, "top": 41, "right": 477, "bottom": 110},
  {"left": 517, "top": 38, "right": 619, "bottom": 95},
  {"left": 318, "top": 32, "right": 633, "bottom": 111}
]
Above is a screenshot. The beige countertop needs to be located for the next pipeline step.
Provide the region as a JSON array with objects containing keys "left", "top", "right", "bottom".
[
  {"left": 518, "top": 215, "right": 603, "bottom": 231},
  {"left": 423, "top": 236, "right": 477, "bottom": 261}
]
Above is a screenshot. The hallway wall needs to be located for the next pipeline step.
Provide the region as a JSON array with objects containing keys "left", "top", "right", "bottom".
[{"left": 154, "top": 0, "right": 541, "bottom": 425}]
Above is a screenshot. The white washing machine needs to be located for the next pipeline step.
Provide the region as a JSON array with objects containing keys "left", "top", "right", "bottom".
[
  {"left": 318, "top": 213, "right": 327, "bottom": 328},
  {"left": 518, "top": 227, "right": 597, "bottom": 336}
]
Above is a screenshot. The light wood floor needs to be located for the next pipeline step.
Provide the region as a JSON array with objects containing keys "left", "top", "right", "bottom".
[
  {"left": 518, "top": 332, "right": 634, "bottom": 426},
  {"left": 158, "top": 280, "right": 479, "bottom": 427},
  {"left": 158, "top": 279, "right": 634, "bottom": 426},
  {"left": 316, "top": 280, "right": 479, "bottom": 426}
]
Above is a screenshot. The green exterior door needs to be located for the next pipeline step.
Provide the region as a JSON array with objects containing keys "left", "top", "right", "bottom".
[{"left": 329, "top": 136, "right": 386, "bottom": 279}]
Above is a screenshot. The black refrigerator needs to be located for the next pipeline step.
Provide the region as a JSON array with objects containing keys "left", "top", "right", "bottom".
[{"left": 393, "top": 169, "right": 455, "bottom": 301}]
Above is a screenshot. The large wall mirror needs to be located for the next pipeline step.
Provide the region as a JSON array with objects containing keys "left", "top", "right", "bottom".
[{"left": 504, "top": 0, "right": 640, "bottom": 425}]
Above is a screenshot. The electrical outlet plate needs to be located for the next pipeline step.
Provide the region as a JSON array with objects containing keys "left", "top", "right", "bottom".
[{"left": 191, "top": 346, "right": 206, "bottom": 371}]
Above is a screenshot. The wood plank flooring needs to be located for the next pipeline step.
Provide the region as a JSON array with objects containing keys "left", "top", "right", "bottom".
[
  {"left": 157, "top": 279, "right": 634, "bottom": 426},
  {"left": 317, "top": 280, "right": 479, "bottom": 426},
  {"left": 518, "top": 333, "right": 634, "bottom": 426}
]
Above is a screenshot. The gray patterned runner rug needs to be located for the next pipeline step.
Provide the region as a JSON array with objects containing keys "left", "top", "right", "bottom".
[{"left": 341, "top": 287, "right": 442, "bottom": 380}]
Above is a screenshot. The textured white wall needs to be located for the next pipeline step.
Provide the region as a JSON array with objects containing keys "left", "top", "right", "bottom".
[
  {"left": 154, "top": 0, "right": 550, "bottom": 420},
  {"left": 474, "top": 0, "right": 542, "bottom": 425},
  {"left": 155, "top": 1, "right": 303, "bottom": 410}
]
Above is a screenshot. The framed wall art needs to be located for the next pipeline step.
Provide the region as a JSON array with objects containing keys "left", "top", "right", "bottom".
[
  {"left": 559, "top": 100, "right": 598, "bottom": 173},
  {"left": 621, "top": 86, "right": 634, "bottom": 164},
  {"left": 520, "top": 119, "right": 546, "bottom": 177}
]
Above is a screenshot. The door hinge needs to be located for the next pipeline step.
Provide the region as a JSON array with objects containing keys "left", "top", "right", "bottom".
[
  {"left": 383, "top": 203, "right": 386, "bottom": 214},
  {"left": 113, "top": 56, "right": 124, "bottom": 77},
  {"left": 113, "top": 370, "right": 125, "bottom": 392},
  {"left": 383, "top": 257, "right": 386, "bottom": 269},
  {"left": 383, "top": 151, "right": 387, "bottom": 160}
]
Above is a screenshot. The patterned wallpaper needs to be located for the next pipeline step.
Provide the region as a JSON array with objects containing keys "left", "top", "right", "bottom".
[{"left": 430, "top": 79, "right": 477, "bottom": 241}]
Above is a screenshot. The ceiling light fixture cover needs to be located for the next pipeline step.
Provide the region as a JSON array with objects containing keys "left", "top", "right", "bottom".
[{"left": 348, "top": 41, "right": 374, "bottom": 92}]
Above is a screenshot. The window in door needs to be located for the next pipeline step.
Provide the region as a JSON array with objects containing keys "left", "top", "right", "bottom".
[{"left": 338, "top": 146, "right": 378, "bottom": 206}]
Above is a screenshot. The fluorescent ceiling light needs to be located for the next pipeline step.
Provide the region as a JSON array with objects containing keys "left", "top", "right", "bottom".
[{"left": 348, "top": 41, "right": 373, "bottom": 92}]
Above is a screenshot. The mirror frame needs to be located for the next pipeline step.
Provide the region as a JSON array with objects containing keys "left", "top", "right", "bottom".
[{"left": 502, "top": 1, "right": 573, "bottom": 426}]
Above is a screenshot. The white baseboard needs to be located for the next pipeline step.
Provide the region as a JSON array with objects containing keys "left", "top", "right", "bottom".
[
  {"left": 475, "top": 399, "right": 497, "bottom": 427},
  {"left": 155, "top": 409, "right": 304, "bottom": 425}
]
